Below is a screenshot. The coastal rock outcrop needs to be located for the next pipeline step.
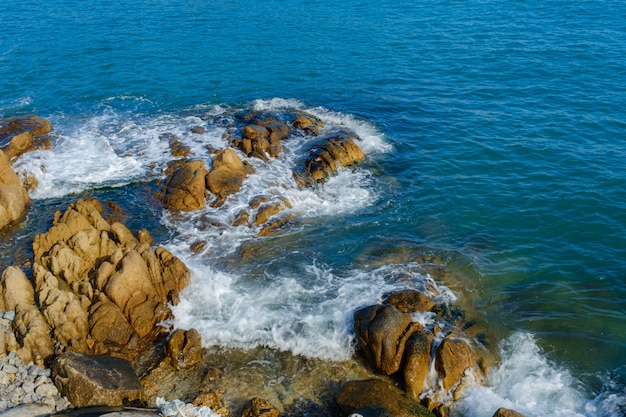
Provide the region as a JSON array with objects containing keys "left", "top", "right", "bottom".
[
  {"left": 1, "top": 198, "right": 192, "bottom": 364},
  {"left": 206, "top": 148, "right": 255, "bottom": 207},
  {"left": 353, "top": 289, "right": 485, "bottom": 413},
  {"left": 0, "top": 114, "right": 52, "bottom": 160},
  {"left": 0, "top": 150, "right": 30, "bottom": 230}
]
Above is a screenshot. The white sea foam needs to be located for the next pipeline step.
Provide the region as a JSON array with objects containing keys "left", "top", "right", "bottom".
[
  {"left": 171, "top": 260, "right": 447, "bottom": 361},
  {"left": 451, "top": 332, "right": 625, "bottom": 417}
]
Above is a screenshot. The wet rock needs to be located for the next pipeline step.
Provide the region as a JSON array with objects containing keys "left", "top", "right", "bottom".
[
  {"left": 434, "top": 336, "right": 474, "bottom": 392},
  {"left": 241, "top": 397, "right": 281, "bottom": 417},
  {"left": 303, "top": 134, "right": 365, "bottom": 182},
  {"left": 0, "top": 150, "right": 30, "bottom": 230},
  {"left": 351, "top": 406, "right": 395, "bottom": 417},
  {"left": 51, "top": 352, "right": 143, "bottom": 407},
  {"left": 0, "top": 114, "right": 52, "bottom": 160},
  {"left": 403, "top": 330, "right": 434, "bottom": 400},
  {"left": 160, "top": 160, "right": 208, "bottom": 211},
  {"left": 336, "top": 379, "right": 434, "bottom": 417},
  {"left": 206, "top": 148, "right": 254, "bottom": 207},
  {"left": 164, "top": 329, "right": 202, "bottom": 370},
  {"left": 492, "top": 408, "right": 526, "bottom": 417},
  {"left": 292, "top": 114, "right": 323, "bottom": 136},
  {"left": 384, "top": 290, "right": 435, "bottom": 314},
  {"left": 354, "top": 305, "right": 421, "bottom": 375}
]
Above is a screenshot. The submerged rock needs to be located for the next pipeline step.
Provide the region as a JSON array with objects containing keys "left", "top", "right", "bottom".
[{"left": 336, "top": 379, "right": 434, "bottom": 417}]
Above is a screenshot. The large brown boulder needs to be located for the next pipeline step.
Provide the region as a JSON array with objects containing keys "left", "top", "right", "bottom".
[
  {"left": 403, "top": 330, "right": 435, "bottom": 400},
  {"left": 303, "top": 134, "right": 365, "bottom": 182},
  {"left": 51, "top": 352, "right": 143, "bottom": 407},
  {"left": 354, "top": 304, "right": 421, "bottom": 375},
  {"left": 0, "top": 150, "right": 29, "bottom": 229},
  {"left": 160, "top": 159, "right": 208, "bottom": 211},
  {"left": 434, "top": 336, "right": 474, "bottom": 392},
  {"left": 0, "top": 114, "right": 52, "bottom": 160},
  {"left": 206, "top": 148, "right": 254, "bottom": 207},
  {"left": 336, "top": 379, "right": 435, "bottom": 417}
]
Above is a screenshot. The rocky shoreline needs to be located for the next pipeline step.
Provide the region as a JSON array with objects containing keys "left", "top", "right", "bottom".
[{"left": 0, "top": 113, "right": 524, "bottom": 417}]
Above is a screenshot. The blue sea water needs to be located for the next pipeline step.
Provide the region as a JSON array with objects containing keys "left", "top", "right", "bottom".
[{"left": 1, "top": 0, "right": 626, "bottom": 416}]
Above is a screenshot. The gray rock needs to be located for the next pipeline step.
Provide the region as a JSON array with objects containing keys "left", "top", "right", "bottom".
[
  {"left": 2, "top": 365, "right": 18, "bottom": 374},
  {"left": 51, "top": 352, "right": 143, "bottom": 407},
  {"left": 34, "top": 383, "right": 58, "bottom": 397},
  {"left": 22, "top": 380, "right": 35, "bottom": 393},
  {"left": 0, "top": 403, "right": 55, "bottom": 416}
]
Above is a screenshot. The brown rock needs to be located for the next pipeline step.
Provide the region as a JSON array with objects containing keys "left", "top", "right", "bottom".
[
  {"left": 34, "top": 263, "right": 89, "bottom": 352},
  {"left": 51, "top": 352, "right": 143, "bottom": 407},
  {"left": 493, "top": 408, "right": 526, "bottom": 417},
  {"left": 292, "top": 114, "right": 323, "bottom": 136},
  {"left": 304, "top": 135, "right": 365, "bottom": 182},
  {"left": 336, "top": 379, "right": 434, "bottom": 417},
  {"left": 12, "top": 304, "right": 55, "bottom": 367},
  {"left": 434, "top": 336, "right": 474, "bottom": 392},
  {"left": 207, "top": 149, "right": 253, "bottom": 206},
  {"left": 243, "top": 125, "right": 270, "bottom": 141},
  {"left": 354, "top": 304, "right": 421, "bottom": 375},
  {"left": 0, "top": 266, "right": 35, "bottom": 312},
  {"left": 403, "top": 330, "right": 434, "bottom": 400},
  {"left": 0, "top": 115, "right": 52, "bottom": 160},
  {"left": 0, "top": 150, "right": 29, "bottom": 229},
  {"left": 384, "top": 290, "right": 436, "bottom": 313},
  {"left": 88, "top": 293, "right": 137, "bottom": 355},
  {"left": 161, "top": 160, "right": 208, "bottom": 211},
  {"left": 165, "top": 329, "right": 203, "bottom": 369},
  {"left": 241, "top": 397, "right": 281, "bottom": 417}
]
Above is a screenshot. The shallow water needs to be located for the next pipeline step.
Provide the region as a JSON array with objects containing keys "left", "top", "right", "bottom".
[{"left": 2, "top": 0, "right": 626, "bottom": 415}]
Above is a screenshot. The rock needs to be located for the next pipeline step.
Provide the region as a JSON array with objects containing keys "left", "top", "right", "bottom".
[
  {"left": 434, "top": 336, "right": 474, "bottom": 392},
  {"left": 0, "top": 115, "right": 52, "bottom": 160},
  {"left": 353, "top": 305, "right": 421, "bottom": 375},
  {"left": 243, "top": 125, "right": 270, "bottom": 141},
  {"left": 303, "top": 134, "right": 365, "bottom": 182},
  {"left": 403, "top": 330, "right": 434, "bottom": 400},
  {"left": 0, "top": 403, "right": 56, "bottom": 417},
  {"left": 51, "top": 352, "right": 143, "bottom": 407},
  {"left": 336, "top": 379, "right": 434, "bottom": 417},
  {"left": 492, "top": 408, "right": 526, "bottom": 417},
  {"left": 241, "top": 397, "right": 281, "bottom": 417},
  {"left": 34, "top": 383, "right": 58, "bottom": 397},
  {"left": 206, "top": 148, "right": 254, "bottom": 207},
  {"left": 12, "top": 304, "right": 54, "bottom": 367},
  {"left": 164, "top": 329, "right": 202, "bottom": 370},
  {"left": 0, "top": 150, "right": 30, "bottom": 230},
  {"left": 160, "top": 160, "right": 208, "bottom": 211},
  {"left": 384, "top": 290, "right": 435, "bottom": 314},
  {"left": 0, "top": 266, "right": 35, "bottom": 312},
  {"left": 292, "top": 114, "right": 323, "bottom": 136}
]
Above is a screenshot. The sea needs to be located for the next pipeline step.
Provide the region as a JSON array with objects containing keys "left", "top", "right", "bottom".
[{"left": 1, "top": 1, "right": 625, "bottom": 416}]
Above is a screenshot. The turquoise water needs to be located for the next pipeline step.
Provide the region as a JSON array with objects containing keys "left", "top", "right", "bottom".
[{"left": 2, "top": 1, "right": 626, "bottom": 415}]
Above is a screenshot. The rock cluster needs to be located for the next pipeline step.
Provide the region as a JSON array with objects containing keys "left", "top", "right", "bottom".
[
  {"left": 0, "top": 198, "right": 191, "bottom": 366},
  {"left": 158, "top": 110, "right": 367, "bottom": 238},
  {"left": 351, "top": 289, "right": 485, "bottom": 416}
]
